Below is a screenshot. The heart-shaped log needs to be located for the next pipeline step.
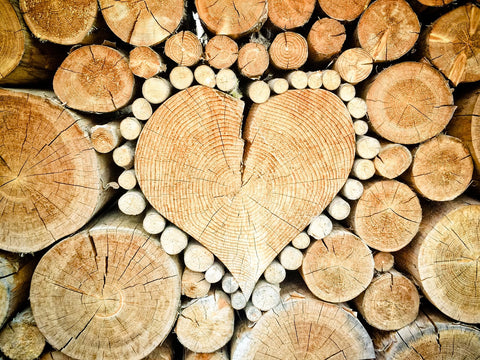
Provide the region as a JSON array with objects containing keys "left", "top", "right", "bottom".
[{"left": 136, "top": 86, "right": 355, "bottom": 296}]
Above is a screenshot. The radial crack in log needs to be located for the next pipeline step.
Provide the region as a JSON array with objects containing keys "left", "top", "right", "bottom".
[{"left": 136, "top": 86, "right": 355, "bottom": 297}]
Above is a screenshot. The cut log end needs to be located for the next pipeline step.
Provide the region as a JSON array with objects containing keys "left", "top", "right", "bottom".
[
  {"left": 374, "top": 142, "right": 412, "bottom": 179},
  {"left": 373, "top": 252, "right": 394, "bottom": 272},
  {"left": 165, "top": 31, "right": 203, "bottom": 67},
  {"left": 129, "top": 46, "right": 166, "bottom": 79},
  {"left": 237, "top": 43, "right": 269, "bottom": 78},
  {"left": 269, "top": 32, "right": 308, "bottom": 70},
  {"left": 204, "top": 35, "right": 238, "bottom": 70},
  {"left": 318, "top": 0, "right": 371, "bottom": 21},
  {"left": 334, "top": 48, "right": 373, "bottom": 85},
  {"left": 267, "top": 0, "right": 315, "bottom": 29},
  {"left": 90, "top": 121, "right": 121, "bottom": 153},
  {"left": 307, "top": 18, "right": 346, "bottom": 63},
  {"left": 182, "top": 268, "right": 211, "bottom": 299}
]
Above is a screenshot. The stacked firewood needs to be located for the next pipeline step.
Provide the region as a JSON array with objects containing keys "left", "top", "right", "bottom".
[{"left": 1, "top": 0, "right": 480, "bottom": 359}]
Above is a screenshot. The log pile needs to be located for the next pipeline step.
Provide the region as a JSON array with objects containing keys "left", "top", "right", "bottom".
[{"left": 0, "top": 0, "right": 480, "bottom": 359}]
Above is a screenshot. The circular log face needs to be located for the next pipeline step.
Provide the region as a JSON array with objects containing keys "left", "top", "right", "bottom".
[
  {"left": 30, "top": 219, "right": 181, "bottom": 360},
  {"left": 0, "top": 89, "right": 107, "bottom": 252},
  {"left": 0, "top": 0, "right": 24, "bottom": 81},
  {"left": 136, "top": 86, "right": 355, "bottom": 297}
]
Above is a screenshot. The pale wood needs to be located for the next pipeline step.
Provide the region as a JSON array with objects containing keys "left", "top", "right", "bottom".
[
  {"left": 194, "top": 65, "right": 216, "bottom": 88},
  {"left": 351, "top": 158, "right": 375, "bottom": 180},
  {"left": 321, "top": 69, "right": 341, "bottom": 91},
  {"left": 204, "top": 35, "right": 238, "bottom": 69},
  {"left": 99, "top": 0, "right": 184, "bottom": 45},
  {"left": 142, "top": 77, "right": 172, "bottom": 104},
  {"left": 215, "top": 68, "right": 238, "bottom": 92},
  {"left": 118, "top": 189, "right": 147, "bottom": 215},
  {"left": 40, "top": 351, "right": 73, "bottom": 360},
  {"left": 246, "top": 81, "right": 270, "bottom": 104},
  {"left": 405, "top": 134, "right": 473, "bottom": 201},
  {"left": 307, "top": 214, "right": 333, "bottom": 240},
  {"left": 286, "top": 70, "right": 308, "bottom": 89},
  {"left": 230, "top": 284, "right": 375, "bottom": 359},
  {"left": 357, "top": 0, "right": 420, "bottom": 62},
  {"left": 334, "top": 48, "right": 373, "bottom": 85},
  {"left": 424, "top": 4, "right": 480, "bottom": 85},
  {"left": 53, "top": 45, "right": 134, "bottom": 113},
  {"left": 269, "top": 32, "right": 308, "bottom": 70},
  {"left": 184, "top": 240, "right": 215, "bottom": 272},
  {"left": 341, "top": 178, "right": 364, "bottom": 200},
  {"left": 135, "top": 86, "right": 355, "bottom": 297},
  {"left": 373, "top": 307, "right": 480, "bottom": 359},
  {"left": 169, "top": 66, "right": 194, "bottom": 90},
  {"left": 279, "top": 245, "right": 303, "bottom": 271},
  {"left": 353, "top": 119, "right": 369, "bottom": 136},
  {"left": 327, "top": 196, "right": 351, "bottom": 220},
  {"left": 373, "top": 252, "right": 394, "bottom": 272},
  {"left": 417, "top": 0, "right": 453, "bottom": 5},
  {"left": 268, "top": 0, "right": 315, "bottom": 29},
  {"left": 347, "top": 97, "right": 367, "bottom": 119},
  {"left": 318, "top": 0, "right": 371, "bottom": 21},
  {"left": 263, "top": 260, "right": 286, "bottom": 284},
  {"left": 176, "top": 290, "right": 234, "bottom": 353},
  {"left": 354, "top": 269, "right": 419, "bottom": 331},
  {"left": 366, "top": 61, "right": 455, "bottom": 144},
  {"left": 268, "top": 78, "right": 289, "bottom": 94},
  {"left": 165, "top": 31, "right": 203, "bottom": 66},
  {"left": 307, "top": 18, "right": 346, "bottom": 62},
  {"left": 113, "top": 141, "right": 135, "bottom": 169},
  {"left": 0, "top": 89, "right": 114, "bottom": 252},
  {"left": 291, "top": 232, "right": 310, "bottom": 250},
  {"left": 374, "top": 142, "right": 412, "bottom": 179},
  {"left": 90, "top": 121, "right": 122, "bottom": 153},
  {"left": 301, "top": 226, "right": 374, "bottom": 302},
  {"left": 182, "top": 268, "right": 211, "bottom": 299},
  {"left": 396, "top": 197, "right": 480, "bottom": 323},
  {"left": 117, "top": 169, "right": 137, "bottom": 190},
  {"left": 30, "top": 212, "right": 182, "bottom": 360},
  {"left": 356, "top": 135, "right": 381, "bottom": 159},
  {"left": 337, "top": 83, "right": 356, "bottom": 102},
  {"left": 144, "top": 338, "right": 174, "bottom": 360},
  {"left": 120, "top": 117, "right": 143, "bottom": 140},
  {"left": 221, "top": 273, "right": 239, "bottom": 294},
  {"left": 205, "top": 261, "right": 225, "bottom": 284},
  {"left": 160, "top": 224, "right": 188, "bottom": 255},
  {"left": 132, "top": 97, "right": 153, "bottom": 120},
  {"left": 230, "top": 291, "right": 247, "bottom": 310},
  {"left": 350, "top": 179, "right": 422, "bottom": 252},
  {"left": 184, "top": 348, "right": 229, "bottom": 360},
  {"left": 129, "top": 46, "right": 166, "bottom": 79},
  {"left": 245, "top": 302, "right": 262, "bottom": 322},
  {"left": 251, "top": 280, "right": 280, "bottom": 311},
  {"left": 0, "top": 307, "right": 45, "bottom": 360},
  {"left": 237, "top": 42, "right": 269, "bottom": 79},
  {"left": 143, "top": 208, "right": 167, "bottom": 235},
  {"left": 306, "top": 71, "right": 322, "bottom": 89},
  {"left": 195, "top": 0, "right": 267, "bottom": 38}
]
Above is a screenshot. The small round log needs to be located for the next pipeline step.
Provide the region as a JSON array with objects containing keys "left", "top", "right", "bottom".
[
  {"left": 142, "top": 77, "right": 172, "bottom": 105},
  {"left": 129, "top": 46, "right": 166, "bottom": 79},
  {"left": 307, "top": 18, "right": 346, "bottom": 63},
  {"left": 117, "top": 169, "right": 137, "bottom": 190},
  {"left": 269, "top": 32, "right": 308, "bottom": 70},
  {"left": 373, "top": 252, "right": 394, "bottom": 272},
  {"left": 374, "top": 142, "right": 412, "bottom": 179},
  {"left": 143, "top": 208, "right": 166, "bottom": 235},
  {"left": 132, "top": 98, "right": 153, "bottom": 120},
  {"left": 160, "top": 225, "right": 188, "bottom": 255},
  {"left": 237, "top": 42, "right": 269, "bottom": 78},
  {"left": 182, "top": 269, "right": 211, "bottom": 299},
  {"left": 204, "top": 35, "right": 238, "bottom": 70},
  {"left": 164, "top": 31, "right": 203, "bottom": 67},
  {"left": 334, "top": 48, "right": 373, "bottom": 85},
  {"left": 90, "top": 121, "right": 122, "bottom": 154},
  {"left": 194, "top": 65, "right": 216, "bottom": 88}
]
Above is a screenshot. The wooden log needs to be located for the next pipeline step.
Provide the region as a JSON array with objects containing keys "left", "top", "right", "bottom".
[
  {"left": 357, "top": 0, "right": 420, "bottom": 62},
  {"left": 184, "top": 348, "right": 229, "bottom": 360},
  {"left": 113, "top": 141, "right": 135, "bottom": 169},
  {"left": 160, "top": 224, "right": 188, "bottom": 255},
  {"left": 291, "top": 232, "right": 310, "bottom": 250},
  {"left": 373, "top": 307, "right": 480, "bottom": 359},
  {"left": 353, "top": 270, "right": 420, "bottom": 330},
  {"left": 269, "top": 32, "right": 308, "bottom": 70},
  {"left": 353, "top": 119, "right": 369, "bottom": 136},
  {"left": 40, "top": 351, "right": 73, "bottom": 360},
  {"left": 129, "top": 46, "right": 166, "bottom": 79},
  {"left": 221, "top": 273, "right": 239, "bottom": 294},
  {"left": 423, "top": 4, "right": 480, "bottom": 85},
  {"left": 279, "top": 245, "right": 303, "bottom": 271},
  {"left": 132, "top": 98, "right": 153, "bottom": 120},
  {"left": 142, "top": 77, "right": 172, "bottom": 105},
  {"left": 176, "top": 290, "right": 234, "bottom": 353},
  {"left": 350, "top": 179, "right": 422, "bottom": 252},
  {"left": 404, "top": 134, "right": 473, "bottom": 201},
  {"left": 204, "top": 35, "right": 238, "bottom": 70},
  {"left": 373, "top": 251, "right": 394, "bottom": 272},
  {"left": 365, "top": 61, "right": 455, "bottom": 144},
  {"left": 0, "top": 307, "right": 45, "bottom": 360},
  {"left": 246, "top": 81, "right": 270, "bottom": 104},
  {"left": 417, "top": 0, "right": 453, "bottom": 5},
  {"left": 169, "top": 66, "right": 194, "bottom": 90},
  {"left": 215, "top": 68, "right": 238, "bottom": 92},
  {"left": 0, "top": 0, "right": 63, "bottom": 85},
  {"left": 90, "top": 121, "right": 122, "bottom": 153},
  {"left": 286, "top": 70, "right": 308, "bottom": 89},
  {"left": 301, "top": 226, "right": 374, "bottom": 303},
  {"left": 306, "top": 71, "right": 322, "bottom": 89},
  {"left": 374, "top": 142, "right": 412, "bottom": 179},
  {"left": 268, "top": 78, "right": 289, "bottom": 94},
  {"left": 267, "top": 0, "right": 315, "bottom": 29},
  {"left": 237, "top": 43, "right": 269, "bottom": 78},
  {"left": 118, "top": 189, "right": 147, "bottom": 216},
  {"left": 118, "top": 169, "right": 137, "bottom": 190},
  {"left": 334, "top": 48, "right": 373, "bottom": 85},
  {"left": 341, "top": 178, "right": 364, "bottom": 200},
  {"left": 184, "top": 240, "right": 215, "bottom": 272},
  {"left": 307, "top": 18, "right": 346, "bottom": 63},
  {"left": 19, "top": 0, "right": 98, "bottom": 45},
  {"left": 194, "top": 65, "right": 216, "bottom": 88},
  {"left": 337, "top": 83, "right": 356, "bottom": 102},
  {"left": 120, "top": 117, "right": 143, "bottom": 141},
  {"left": 318, "top": 0, "right": 372, "bottom": 21},
  {"left": 99, "top": 0, "right": 184, "bottom": 46},
  {"left": 251, "top": 280, "right": 280, "bottom": 312},
  {"left": 54, "top": 45, "right": 135, "bottom": 113},
  {"left": 205, "top": 261, "right": 225, "bottom": 284},
  {"left": 321, "top": 69, "right": 341, "bottom": 91},
  {"left": 0, "top": 88, "right": 114, "bottom": 253},
  {"left": 144, "top": 337, "right": 174, "bottom": 360},
  {"left": 165, "top": 31, "right": 203, "bottom": 67},
  {"left": 195, "top": 0, "right": 267, "bottom": 38},
  {"left": 307, "top": 214, "right": 333, "bottom": 240},
  {"left": 30, "top": 212, "right": 182, "bottom": 360},
  {"left": 351, "top": 158, "right": 375, "bottom": 180},
  {"left": 326, "top": 196, "right": 351, "bottom": 220},
  {"left": 143, "top": 208, "right": 167, "bottom": 235},
  {"left": 347, "top": 97, "right": 367, "bottom": 119},
  {"left": 245, "top": 302, "right": 262, "bottom": 322},
  {"left": 230, "top": 284, "right": 375, "bottom": 359},
  {"left": 230, "top": 291, "right": 247, "bottom": 310},
  {"left": 396, "top": 197, "right": 480, "bottom": 323},
  {"left": 356, "top": 135, "right": 381, "bottom": 159},
  {"left": 263, "top": 260, "right": 286, "bottom": 284},
  {"left": 182, "top": 268, "right": 211, "bottom": 299}
]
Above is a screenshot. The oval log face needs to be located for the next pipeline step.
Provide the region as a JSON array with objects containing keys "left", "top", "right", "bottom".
[{"left": 136, "top": 86, "right": 355, "bottom": 296}]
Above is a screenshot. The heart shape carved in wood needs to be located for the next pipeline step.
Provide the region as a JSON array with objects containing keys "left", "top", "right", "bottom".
[{"left": 136, "top": 86, "right": 355, "bottom": 297}]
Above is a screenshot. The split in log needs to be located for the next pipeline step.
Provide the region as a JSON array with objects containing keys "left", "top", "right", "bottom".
[
  {"left": 263, "top": 260, "right": 286, "bottom": 284},
  {"left": 351, "top": 158, "right": 376, "bottom": 180},
  {"left": 90, "top": 121, "right": 121, "bottom": 154},
  {"left": 357, "top": 0, "right": 420, "bottom": 62},
  {"left": 99, "top": 0, "right": 184, "bottom": 46},
  {"left": 164, "top": 31, "right": 203, "bottom": 67},
  {"left": 374, "top": 142, "right": 412, "bottom": 179},
  {"left": 395, "top": 197, "right": 480, "bottom": 323},
  {"left": 318, "top": 0, "right": 371, "bottom": 21},
  {"left": 353, "top": 269, "right": 420, "bottom": 330},
  {"left": 118, "top": 189, "right": 147, "bottom": 216},
  {"left": 306, "top": 71, "right": 322, "bottom": 89},
  {"left": 237, "top": 42, "right": 269, "bottom": 78},
  {"left": 267, "top": 0, "right": 316, "bottom": 29},
  {"left": 404, "top": 134, "right": 473, "bottom": 201},
  {"left": 365, "top": 61, "right": 455, "bottom": 144},
  {"left": 301, "top": 226, "right": 374, "bottom": 302},
  {"left": 143, "top": 208, "right": 166, "bottom": 235},
  {"left": 160, "top": 225, "right": 188, "bottom": 255},
  {"left": 251, "top": 280, "right": 280, "bottom": 311},
  {"left": 0, "top": 88, "right": 114, "bottom": 253},
  {"left": 118, "top": 169, "right": 137, "bottom": 190},
  {"left": 120, "top": 117, "right": 143, "bottom": 141},
  {"left": 350, "top": 179, "right": 422, "bottom": 252},
  {"left": 334, "top": 48, "right": 373, "bottom": 85},
  {"left": 132, "top": 98, "right": 153, "bottom": 120},
  {"left": 53, "top": 45, "right": 135, "bottom": 113},
  {"left": 0, "top": 307, "right": 45, "bottom": 360},
  {"left": 307, "top": 18, "right": 346, "bottom": 63},
  {"left": 340, "top": 178, "right": 364, "bottom": 200},
  {"left": 286, "top": 70, "right": 308, "bottom": 90},
  {"left": 129, "top": 46, "right": 166, "bottom": 79},
  {"left": 194, "top": 0, "right": 267, "bottom": 38},
  {"left": 184, "top": 348, "right": 229, "bottom": 360},
  {"left": 204, "top": 35, "right": 238, "bottom": 70},
  {"left": 194, "top": 65, "right": 216, "bottom": 88},
  {"left": 184, "top": 240, "right": 215, "bottom": 273},
  {"left": 182, "top": 268, "right": 211, "bottom": 299},
  {"left": 30, "top": 212, "right": 182, "bottom": 360},
  {"left": 142, "top": 77, "right": 172, "bottom": 105},
  {"left": 169, "top": 66, "right": 194, "bottom": 90},
  {"left": 373, "top": 251, "right": 394, "bottom": 272},
  {"left": 269, "top": 32, "right": 308, "bottom": 70},
  {"left": 424, "top": 4, "right": 480, "bottom": 85},
  {"left": 268, "top": 78, "right": 289, "bottom": 94},
  {"left": 176, "top": 290, "right": 234, "bottom": 353},
  {"left": 307, "top": 214, "right": 333, "bottom": 240},
  {"left": 356, "top": 135, "right": 381, "bottom": 159},
  {"left": 230, "top": 284, "right": 375, "bottom": 359},
  {"left": 321, "top": 69, "right": 341, "bottom": 91}
]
